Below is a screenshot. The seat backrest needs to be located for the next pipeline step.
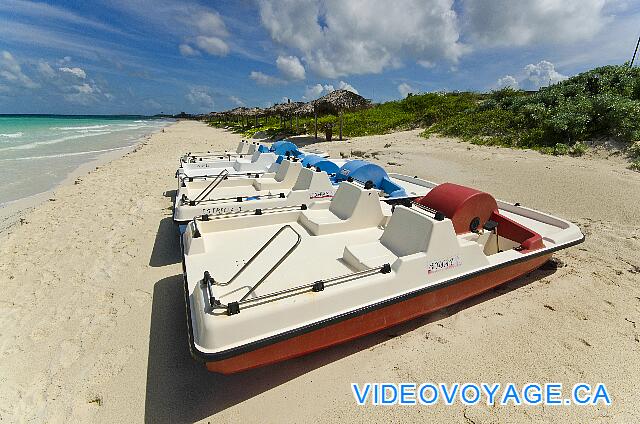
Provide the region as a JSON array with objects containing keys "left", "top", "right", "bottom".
[
  {"left": 274, "top": 159, "right": 292, "bottom": 181},
  {"left": 278, "top": 161, "right": 302, "bottom": 184},
  {"left": 292, "top": 167, "right": 314, "bottom": 190},
  {"left": 235, "top": 141, "right": 245, "bottom": 154},
  {"left": 380, "top": 206, "right": 433, "bottom": 257},
  {"left": 250, "top": 151, "right": 261, "bottom": 162},
  {"left": 329, "top": 182, "right": 382, "bottom": 221},
  {"left": 292, "top": 168, "right": 333, "bottom": 192},
  {"left": 247, "top": 143, "right": 257, "bottom": 155}
]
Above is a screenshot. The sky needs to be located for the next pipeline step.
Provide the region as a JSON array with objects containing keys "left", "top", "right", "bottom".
[{"left": 0, "top": 0, "right": 639, "bottom": 115}]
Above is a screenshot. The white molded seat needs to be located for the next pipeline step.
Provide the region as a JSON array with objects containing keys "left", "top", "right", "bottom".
[
  {"left": 343, "top": 206, "right": 433, "bottom": 270},
  {"left": 299, "top": 182, "right": 383, "bottom": 236},
  {"left": 253, "top": 160, "right": 301, "bottom": 190}
]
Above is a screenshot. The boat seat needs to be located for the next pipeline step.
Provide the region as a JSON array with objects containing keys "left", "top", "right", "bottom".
[
  {"left": 252, "top": 160, "right": 301, "bottom": 190},
  {"left": 343, "top": 242, "right": 397, "bottom": 271},
  {"left": 299, "top": 182, "right": 383, "bottom": 236},
  {"left": 292, "top": 167, "right": 334, "bottom": 192},
  {"left": 342, "top": 206, "right": 432, "bottom": 270}
]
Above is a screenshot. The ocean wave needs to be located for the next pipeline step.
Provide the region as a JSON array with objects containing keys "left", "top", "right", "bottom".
[
  {"left": 0, "top": 132, "right": 23, "bottom": 139},
  {"left": 51, "top": 124, "right": 110, "bottom": 131},
  {"left": 0, "top": 145, "right": 133, "bottom": 161},
  {"left": 0, "top": 131, "right": 112, "bottom": 152}
]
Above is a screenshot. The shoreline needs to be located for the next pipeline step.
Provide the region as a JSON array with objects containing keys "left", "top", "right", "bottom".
[
  {"left": 1, "top": 121, "right": 638, "bottom": 423},
  {"left": 0, "top": 127, "right": 165, "bottom": 236}
]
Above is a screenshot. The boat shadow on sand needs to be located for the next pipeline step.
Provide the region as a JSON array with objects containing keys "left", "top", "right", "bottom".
[
  {"left": 144, "top": 256, "right": 558, "bottom": 423},
  {"left": 149, "top": 190, "right": 179, "bottom": 268}
]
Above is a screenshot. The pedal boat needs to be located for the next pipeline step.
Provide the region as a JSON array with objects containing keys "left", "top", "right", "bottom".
[
  {"left": 181, "top": 140, "right": 255, "bottom": 163},
  {"left": 178, "top": 151, "right": 282, "bottom": 180},
  {"left": 173, "top": 159, "right": 429, "bottom": 223},
  {"left": 181, "top": 179, "right": 585, "bottom": 374}
]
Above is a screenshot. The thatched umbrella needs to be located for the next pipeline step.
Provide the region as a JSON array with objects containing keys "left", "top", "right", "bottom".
[
  {"left": 243, "top": 107, "right": 264, "bottom": 127},
  {"left": 292, "top": 90, "right": 370, "bottom": 140},
  {"left": 314, "top": 90, "right": 370, "bottom": 140},
  {"left": 275, "top": 101, "right": 304, "bottom": 129},
  {"left": 228, "top": 106, "right": 248, "bottom": 126},
  {"left": 264, "top": 101, "right": 304, "bottom": 129}
]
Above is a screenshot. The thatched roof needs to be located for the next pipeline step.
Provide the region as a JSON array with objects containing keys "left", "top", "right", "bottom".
[
  {"left": 316, "top": 89, "right": 371, "bottom": 114},
  {"left": 293, "top": 90, "right": 371, "bottom": 116},
  {"left": 263, "top": 101, "right": 304, "bottom": 116},
  {"left": 293, "top": 101, "right": 315, "bottom": 116},
  {"left": 227, "top": 106, "right": 249, "bottom": 116},
  {"left": 242, "top": 107, "right": 264, "bottom": 116}
]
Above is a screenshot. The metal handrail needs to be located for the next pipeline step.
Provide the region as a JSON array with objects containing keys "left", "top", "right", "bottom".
[
  {"left": 203, "top": 226, "right": 302, "bottom": 309},
  {"left": 239, "top": 265, "right": 389, "bottom": 306},
  {"left": 212, "top": 225, "right": 300, "bottom": 291},
  {"left": 191, "top": 192, "right": 285, "bottom": 205},
  {"left": 182, "top": 150, "right": 248, "bottom": 161},
  {"left": 209, "top": 224, "right": 302, "bottom": 298},
  {"left": 185, "top": 171, "right": 265, "bottom": 180},
  {"left": 191, "top": 169, "right": 229, "bottom": 204},
  {"left": 202, "top": 262, "right": 392, "bottom": 314}
]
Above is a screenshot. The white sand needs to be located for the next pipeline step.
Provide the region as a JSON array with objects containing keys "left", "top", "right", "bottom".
[{"left": 1, "top": 121, "right": 638, "bottom": 422}]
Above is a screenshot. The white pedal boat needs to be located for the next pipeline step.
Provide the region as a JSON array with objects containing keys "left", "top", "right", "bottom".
[
  {"left": 181, "top": 179, "right": 584, "bottom": 374},
  {"left": 174, "top": 159, "right": 338, "bottom": 222},
  {"left": 173, "top": 159, "right": 431, "bottom": 223},
  {"left": 178, "top": 141, "right": 307, "bottom": 179},
  {"left": 181, "top": 140, "right": 256, "bottom": 163},
  {"left": 178, "top": 151, "right": 280, "bottom": 180}
]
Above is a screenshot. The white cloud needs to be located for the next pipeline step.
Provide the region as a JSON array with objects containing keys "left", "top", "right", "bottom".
[
  {"left": 418, "top": 60, "right": 435, "bottom": 69},
  {"left": 229, "top": 95, "right": 244, "bottom": 106},
  {"left": 179, "top": 44, "right": 199, "bottom": 57},
  {"left": 496, "top": 75, "right": 519, "bottom": 89},
  {"left": 462, "top": 0, "right": 611, "bottom": 47},
  {"left": 63, "top": 80, "right": 108, "bottom": 104},
  {"left": 74, "top": 83, "right": 94, "bottom": 94},
  {"left": 249, "top": 71, "right": 285, "bottom": 86},
  {"left": 337, "top": 80, "right": 358, "bottom": 94},
  {"left": 523, "top": 61, "right": 567, "bottom": 88},
  {"left": 0, "top": 0, "right": 127, "bottom": 36},
  {"left": 276, "top": 55, "right": 306, "bottom": 80},
  {"left": 37, "top": 61, "right": 56, "bottom": 78},
  {"left": 303, "top": 83, "right": 332, "bottom": 100},
  {"left": 194, "top": 36, "right": 229, "bottom": 56},
  {"left": 302, "top": 81, "right": 357, "bottom": 100},
  {"left": 186, "top": 86, "right": 215, "bottom": 110},
  {"left": 0, "top": 51, "right": 38, "bottom": 88},
  {"left": 59, "top": 66, "right": 86, "bottom": 79},
  {"left": 397, "top": 82, "right": 416, "bottom": 98},
  {"left": 496, "top": 61, "right": 567, "bottom": 90},
  {"left": 258, "top": 0, "right": 465, "bottom": 78},
  {"left": 194, "top": 11, "right": 228, "bottom": 37}
]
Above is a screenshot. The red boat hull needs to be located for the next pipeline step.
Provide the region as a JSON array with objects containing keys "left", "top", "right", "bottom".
[{"left": 204, "top": 253, "right": 551, "bottom": 374}]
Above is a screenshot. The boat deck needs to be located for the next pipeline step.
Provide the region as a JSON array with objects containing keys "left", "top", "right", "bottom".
[{"left": 190, "top": 221, "right": 385, "bottom": 303}]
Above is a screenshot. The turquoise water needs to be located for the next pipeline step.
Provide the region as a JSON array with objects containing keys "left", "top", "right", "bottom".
[{"left": 0, "top": 115, "right": 173, "bottom": 206}]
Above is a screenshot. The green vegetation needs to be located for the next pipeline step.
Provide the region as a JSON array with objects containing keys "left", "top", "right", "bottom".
[{"left": 208, "top": 65, "right": 640, "bottom": 168}]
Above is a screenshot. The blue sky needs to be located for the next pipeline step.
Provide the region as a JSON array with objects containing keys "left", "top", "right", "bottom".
[{"left": 0, "top": 0, "right": 639, "bottom": 115}]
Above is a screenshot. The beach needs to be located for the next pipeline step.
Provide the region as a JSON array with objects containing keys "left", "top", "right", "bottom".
[{"left": 1, "top": 120, "right": 639, "bottom": 422}]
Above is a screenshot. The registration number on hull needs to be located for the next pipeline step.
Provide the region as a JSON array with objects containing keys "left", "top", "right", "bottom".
[{"left": 428, "top": 256, "right": 462, "bottom": 274}]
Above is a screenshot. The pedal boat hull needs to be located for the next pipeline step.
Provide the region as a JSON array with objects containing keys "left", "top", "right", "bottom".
[{"left": 185, "top": 251, "right": 557, "bottom": 374}]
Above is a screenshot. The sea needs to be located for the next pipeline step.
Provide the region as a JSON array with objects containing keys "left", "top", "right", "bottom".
[{"left": 0, "top": 115, "right": 173, "bottom": 207}]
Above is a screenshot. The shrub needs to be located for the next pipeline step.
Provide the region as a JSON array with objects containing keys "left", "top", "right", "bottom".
[{"left": 569, "top": 141, "right": 588, "bottom": 156}]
